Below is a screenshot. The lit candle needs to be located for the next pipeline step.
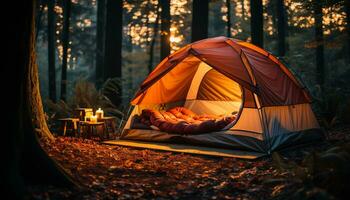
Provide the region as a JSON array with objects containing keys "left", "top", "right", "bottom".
[
  {"left": 90, "top": 115, "right": 97, "bottom": 123},
  {"left": 96, "top": 108, "right": 104, "bottom": 120},
  {"left": 84, "top": 110, "right": 93, "bottom": 121}
]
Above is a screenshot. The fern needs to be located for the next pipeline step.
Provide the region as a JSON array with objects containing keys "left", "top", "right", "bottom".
[{"left": 45, "top": 80, "right": 124, "bottom": 120}]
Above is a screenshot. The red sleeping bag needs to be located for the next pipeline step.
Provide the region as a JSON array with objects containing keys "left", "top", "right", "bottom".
[{"left": 139, "top": 107, "right": 236, "bottom": 135}]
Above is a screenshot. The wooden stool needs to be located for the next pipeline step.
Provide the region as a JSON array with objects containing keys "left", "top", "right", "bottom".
[
  {"left": 99, "top": 116, "right": 117, "bottom": 140},
  {"left": 58, "top": 118, "right": 79, "bottom": 137},
  {"left": 79, "top": 121, "right": 105, "bottom": 140}
]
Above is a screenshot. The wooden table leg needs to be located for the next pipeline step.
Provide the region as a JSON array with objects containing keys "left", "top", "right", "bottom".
[
  {"left": 62, "top": 121, "right": 67, "bottom": 136},
  {"left": 73, "top": 121, "right": 78, "bottom": 137},
  {"left": 88, "top": 126, "right": 93, "bottom": 139},
  {"left": 103, "top": 123, "right": 109, "bottom": 140},
  {"left": 82, "top": 125, "right": 87, "bottom": 139}
]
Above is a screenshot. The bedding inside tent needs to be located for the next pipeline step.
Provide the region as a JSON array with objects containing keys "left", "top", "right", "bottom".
[{"left": 127, "top": 56, "right": 244, "bottom": 135}]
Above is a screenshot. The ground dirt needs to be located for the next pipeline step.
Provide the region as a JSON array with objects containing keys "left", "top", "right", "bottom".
[{"left": 27, "top": 126, "right": 350, "bottom": 200}]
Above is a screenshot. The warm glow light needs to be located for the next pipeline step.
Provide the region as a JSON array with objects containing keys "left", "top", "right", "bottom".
[
  {"left": 126, "top": 0, "right": 188, "bottom": 51},
  {"left": 96, "top": 108, "right": 104, "bottom": 120},
  {"left": 285, "top": 0, "right": 346, "bottom": 35},
  {"left": 90, "top": 115, "right": 97, "bottom": 123},
  {"left": 170, "top": 35, "right": 181, "bottom": 43}
]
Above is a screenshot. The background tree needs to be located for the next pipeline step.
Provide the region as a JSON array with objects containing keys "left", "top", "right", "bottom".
[
  {"left": 96, "top": 0, "right": 106, "bottom": 88},
  {"left": 104, "top": 0, "right": 123, "bottom": 106},
  {"left": 191, "top": 0, "right": 209, "bottom": 42},
  {"left": 4, "top": 0, "right": 74, "bottom": 198},
  {"left": 160, "top": 0, "right": 171, "bottom": 60},
  {"left": 313, "top": 1, "right": 325, "bottom": 90},
  {"left": 148, "top": 3, "right": 160, "bottom": 73},
  {"left": 250, "top": 0, "right": 263, "bottom": 47},
  {"left": 226, "top": 0, "right": 232, "bottom": 37},
  {"left": 61, "top": 0, "right": 72, "bottom": 101},
  {"left": 241, "top": 0, "right": 245, "bottom": 19},
  {"left": 276, "top": 0, "right": 286, "bottom": 56},
  {"left": 35, "top": 0, "right": 44, "bottom": 40},
  {"left": 48, "top": 0, "right": 57, "bottom": 101},
  {"left": 346, "top": 0, "right": 350, "bottom": 62}
]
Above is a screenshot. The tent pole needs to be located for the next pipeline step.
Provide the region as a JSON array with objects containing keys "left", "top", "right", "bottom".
[{"left": 117, "top": 105, "right": 133, "bottom": 138}]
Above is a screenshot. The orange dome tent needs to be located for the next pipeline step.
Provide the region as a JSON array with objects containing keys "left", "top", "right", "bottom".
[{"left": 120, "top": 36, "right": 323, "bottom": 155}]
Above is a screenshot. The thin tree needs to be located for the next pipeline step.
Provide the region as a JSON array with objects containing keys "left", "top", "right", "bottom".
[
  {"left": 226, "top": 0, "right": 232, "bottom": 37},
  {"left": 250, "top": 0, "right": 263, "bottom": 47},
  {"left": 148, "top": 3, "right": 160, "bottom": 73},
  {"left": 191, "top": 0, "right": 209, "bottom": 42},
  {"left": 95, "top": 0, "right": 106, "bottom": 89},
  {"left": 104, "top": 0, "right": 123, "bottom": 105},
  {"left": 5, "top": 0, "right": 75, "bottom": 198},
  {"left": 313, "top": 1, "right": 325, "bottom": 90},
  {"left": 35, "top": 0, "right": 44, "bottom": 40},
  {"left": 160, "top": 0, "right": 170, "bottom": 60},
  {"left": 48, "top": 0, "right": 57, "bottom": 102},
  {"left": 61, "top": 0, "right": 72, "bottom": 101},
  {"left": 241, "top": 0, "right": 245, "bottom": 19},
  {"left": 345, "top": 0, "right": 350, "bottom": 63},
  {"left": 276, "top": 0, "right": 286, "bottom": 56}
]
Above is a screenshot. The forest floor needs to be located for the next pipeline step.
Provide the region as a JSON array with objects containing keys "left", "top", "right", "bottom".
[{"left": 27, "top": 126, "right": 350, "bottom": 200}]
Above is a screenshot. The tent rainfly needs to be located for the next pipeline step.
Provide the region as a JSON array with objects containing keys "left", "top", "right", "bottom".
[{"left": 120, "top": 36, "right": 323, "bottom": 154}]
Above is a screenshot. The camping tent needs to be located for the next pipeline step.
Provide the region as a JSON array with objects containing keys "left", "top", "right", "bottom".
[{"left": 120, "top": 36, "right": 323, "bottom": 154}]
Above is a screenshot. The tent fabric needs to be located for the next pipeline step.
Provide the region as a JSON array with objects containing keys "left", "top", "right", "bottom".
[
  {"left": 131, "top": 36, "right": 310, "bottom": 106},
  {"left": 230, "top": 108, "right": 263, "bottom": 133},
  {"left": 186, "top": 61, "right": 212, "bottom": 100},
  {"left": 103, "top": 140, "right": 265, "bottom": 159},
  {"left": 241, "top": 49, "right": 308, "bottom": 105},
  {"left": 262, "top": 103, "right": 320, "bottom": 139},
  {"left": 197, "top": 69, "right": 242, "bottom": 101},
  {"left": 243, "top": 88, "right": 256, "bottom": 108},
  {"left": 184, "top": 100, "right": 241, "bottom": 116},
  {"left": 132, "top": 55, "right": 200, "bottom": 105},
  {"left": 120, "top": 128, "right": 323, "bottom": 153},
  {"left": 121, "top": 129, "right": 266, "bottom": 152},
  {"left": 122, "top": 37, "right": 323, "bottom": 154}
]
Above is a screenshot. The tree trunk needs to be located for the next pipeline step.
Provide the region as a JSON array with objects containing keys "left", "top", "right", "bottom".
[
  {"left": 61, "top": 0, "right": 71, "bottom": 101},
  {"left": 148, "top": 4, "right": 160, "bottom": 73},
  {"left": 4, "top": 0, "right": 75, "bottom": 198},
  {"left": 250, "top": 0, "right": 263, "bottom": 48},
  {"left": 241, "top": 0, "right": 245, "bottom": 19},
  {"left": 35, "top": 0, "right": 43, "bottom": 40},
  {"left": 346, "top": 0, "right": 350, "bottom": 63},
  {"left": 48, "top": 0, "right": 57, "bottom": 102},
  {"left": 104, "top": 0, "right": 123, "bottom": 106},
  {"left": 314, "top": 1, "right": 325, "bottom": 90},
  {"left": 276, "top": 0, "right": 286, "bottom": 56},
  {"left": 96, "top": 0, "right": 106, "bottom": 89},
  {"left": 191, "top": 0, "right": 209, "bottom": 42},
  {"left": 226, "top": 0, "right": 232, "bottom": 37},
  {"left": 160, "top": 0, "right": 171, "bottom": 60}
]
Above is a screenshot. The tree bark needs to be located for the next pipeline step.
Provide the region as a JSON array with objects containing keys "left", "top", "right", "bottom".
[
  {"left": 250, "top": 0, "right": 263, "bottom": 48},
  {"left": 276, "top": 0, "right": 286, "bottom": 56},
  {"left": 226, "top": 0, "right": 232, "bottom": 37},
  {"left": 191, "top": 0, "right": 209, "bottom": 42},
  {"left": 4, "top": 0, "right": 75, "bottom": 198},
  {"left": 35, "top": 0, "right": 43, "bottom": 40},
  {"left": 241, "top": 0, "right": 245, "bottom": 19},
  {"left": 61, "top": 0, "right": 71, "bottom": 101},
  {"left": 314, "top": 1, "right": 325, "bottom": 90},
  {"left": 160, "top": 0, "right": 171, "bottom": 60},
  {"left": 48, "top": 0, "right": 57, "bottom": 102},
  {"left": 104, "top": 0, "right": 123, "bottom": 106},
  {"left": 148, "top": 4, "right": 160, "bottom": 73},
  {"left": 96, "top": 0, "right": 106, "bottom": 89},
  {"left": 345, "top": 0, "right": 350, "bottom": 63}
]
